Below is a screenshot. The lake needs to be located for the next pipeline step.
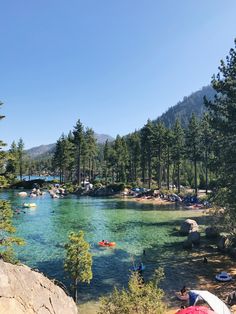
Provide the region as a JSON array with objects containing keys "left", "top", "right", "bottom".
[{"left": 1, "top": 190, "right": 208, "bottom": 307}]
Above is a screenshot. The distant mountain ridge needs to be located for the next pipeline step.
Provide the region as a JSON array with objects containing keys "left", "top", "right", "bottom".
[
  {"left": 26, "top": 133, "right": 114, "bottom": 159},
  {"left": 26, "top": 144, "right": 56, "bottom": 159},
  {"left": 155, "top": 85, "right": 215, "bottom": 128},
  {"left": 26, "top": 85, "right": 216, "bottom": 159}
]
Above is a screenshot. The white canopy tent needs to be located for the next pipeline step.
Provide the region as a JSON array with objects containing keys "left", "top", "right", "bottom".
[{"left": 190, "top": 290, "right": 231, "bottom": 314}]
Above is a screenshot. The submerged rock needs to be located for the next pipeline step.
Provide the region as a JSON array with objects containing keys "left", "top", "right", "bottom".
[
  {"left": 188, "top": 231, "right": 200, "bottom": 245},
  {"left": 205, "top": 226, "right": 219, "bottom": 239},
  {"left": 217, "top": 235, "right": 231, "bottom": 252},
  {"left": 183, "top": 239, "right": 193, "bottom": 249},
  {"left": 0, "top": 260, "right": 77, "bottom": 314}
]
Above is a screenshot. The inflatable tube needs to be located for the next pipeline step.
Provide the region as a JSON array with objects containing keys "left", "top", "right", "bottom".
[
  {"left": 215, "top": 272, "right": 232, "bottom": 282},
  {"left": 175, "top": 292, "right": 189, "bottom": 301},
  {"left": 98, "top": 241, "right": 116, "bottom": 247},
  {"left": 23, "top": 203, "right": 37, "bottom": 208}
]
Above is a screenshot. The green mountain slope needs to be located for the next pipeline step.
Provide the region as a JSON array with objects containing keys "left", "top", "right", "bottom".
[
  {"left": 26, "top": 133, "right": 114, "bottom": 159},
  {"left": 155, "top": 85, "right": 215, "bottom": 128}
]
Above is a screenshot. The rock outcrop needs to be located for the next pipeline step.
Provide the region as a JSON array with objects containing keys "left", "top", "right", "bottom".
[{"left": 0, "top": 260, "right": 77, "bottom": 314}]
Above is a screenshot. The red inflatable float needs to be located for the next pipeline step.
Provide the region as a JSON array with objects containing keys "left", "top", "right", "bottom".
[{"left": 98, "top": 241, "right": 116, "bottom": 247}]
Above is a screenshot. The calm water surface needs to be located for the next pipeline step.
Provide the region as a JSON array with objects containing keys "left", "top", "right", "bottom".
[{"left": 1, "top": 190, "right": 207, "bottom": 304}]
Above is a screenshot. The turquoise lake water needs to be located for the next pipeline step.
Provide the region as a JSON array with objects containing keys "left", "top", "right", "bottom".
[{"left": 1, "top": 190, "right": 208, "bottom": 304}]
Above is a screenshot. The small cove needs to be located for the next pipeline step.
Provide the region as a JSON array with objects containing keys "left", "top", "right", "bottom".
[{"left": 1, "top": 190, "right": 211, "bottom": 310}]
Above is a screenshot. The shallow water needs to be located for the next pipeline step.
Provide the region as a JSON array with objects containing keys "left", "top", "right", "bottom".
[{"left": 1, "top": 190, "right": 209, "bottom": 305}]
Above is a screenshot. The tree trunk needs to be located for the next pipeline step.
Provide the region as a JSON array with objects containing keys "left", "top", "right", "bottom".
[
  {"left": 141, "top": 161, "right": 145, "bottom": 186},
  {"left": 177, "top": 163, "right": 180, "bottom": 193},
  {"left": 205, "top": 150, "right": 208, "bottom": 194},
  {"left": 194, "top": 159, "right": 197, "bottom": 196},
  {"left": 134, "top": 162, "right": 137, "bottom": 183},
  {"left": 167, "top": 149, "right": 170, "bottom": 190},
  {"left": 158, "top": 149, "right": 161, "bottom": 188},
  {"left": 148, "top": 159, "right": 151, "bottom": 189},
  {"left": 105, "top": 162, "right": 108, "bottom": 185},
  {"left": 76, "top": 144, "right": 81, "bottom": 185},
  {"left": 73, "top": 279, "right": 78, "bottom": 303},
  {"left": 88, "top": 158, "right": 91, "bottom": 182}
]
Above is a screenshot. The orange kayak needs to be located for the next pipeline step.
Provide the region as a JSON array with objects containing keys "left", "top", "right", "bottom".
[{"left": 98, "top": 241, "right": 116, "bottom": 247}]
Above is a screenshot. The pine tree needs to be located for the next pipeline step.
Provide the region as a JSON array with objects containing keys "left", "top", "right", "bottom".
[
  {"left": 99, "top": 268, "right": 166, "bottom": 314},
  {"left": 126, "top": 132, "right": 141, "bottom": 183},
  {"left": 17, "top": 138, "right": 25, "bottom": 181},
  {"left": 0, "top": 200, "right": 25, "bottom": 263},
  {"left": 113, "top": 135, "right": 129, "bottom": 183},
  {"left": 140, "top": 120, "right": 154, "bottom": 188},
  {"left": 72, "top": 120, "right": 84, "bottom": 185},
  {"left": 84, "top": 128, "right": 98, "bottom": 182},
  {"left": 200, "top": 113, "right": 213, "bottom": 194},
  {"left": 172, "top": 119, "right": 184, "bottom": 193},
  {"left": 153, "top": 122, "right": 166, "bottom": 188},
  {"left": 64, "top": 231, "right": 92, "bottom": 303},
  {"left": 0, "top": 102, "right": 7, "bottom": 184},
  {"left": 163, "top": 128, "right": 173, "bottom": 190},
  {"left": 103, "top": 140, "right": 110, "bottom": 184},
  {"left": 185, "top": 113, "right": 201, "bottom": 195},
  {"left": 205, "top": 39, "right": 236, "bottom": 224},
  {"left": 6, "top": 141, "right": 19, "bottom": 176}
]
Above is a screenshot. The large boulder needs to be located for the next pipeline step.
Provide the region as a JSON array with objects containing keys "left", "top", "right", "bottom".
[
  {"left": 0, "top": 260, "right": 77, "bottom": 314},
  {"left": 217, "top": 235, "right": 232, "bottom": 252},
  {"left": 18, "top": 192, "right": 28, "bottom": 197},
  {"left": 180, "top": 219, "right": 199, "bottom": 236},
  {"left": 188, "top": 231, "right": 200, "bottom": 245},
  {"left": 183, "top": 239, "right": 193, "bottom": 250}
]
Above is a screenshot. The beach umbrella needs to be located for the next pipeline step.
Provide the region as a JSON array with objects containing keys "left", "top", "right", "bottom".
[{"left": 175, "top": 306, "right": 216, "bottom": 314}]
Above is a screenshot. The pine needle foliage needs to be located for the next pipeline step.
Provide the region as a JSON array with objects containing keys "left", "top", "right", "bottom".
[
  {"left": 0, "top": 200, "right": 25, "bottom": 264},
  {"left": 64, "top": 231, "right": 92, "bottom": 302},
  {"left": 99, "top": 268, "right": 166, "bottom": 314}
]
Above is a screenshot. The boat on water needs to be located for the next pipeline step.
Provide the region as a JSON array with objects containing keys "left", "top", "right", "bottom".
[{"left": 98, "top": 241, "right": 116, "bottom": 247}]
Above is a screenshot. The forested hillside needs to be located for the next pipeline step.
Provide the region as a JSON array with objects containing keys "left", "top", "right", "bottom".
[
  {"left": 26, "top": 133, "right": 114, "bottom": 159},
  {"left": 155, "top": 85, "right": 215, "bottom": 128}
]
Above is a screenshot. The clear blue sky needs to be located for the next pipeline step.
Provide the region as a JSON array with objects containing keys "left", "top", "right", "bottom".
[{"left": 0, "top": 1, "right": 236, "bottom": 149}]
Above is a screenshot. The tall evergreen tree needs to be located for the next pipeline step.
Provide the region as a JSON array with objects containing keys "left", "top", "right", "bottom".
[
  {"left": 72, "top": 120, "right": 84, "bottom": 185},
  {"left": 200, "top": 113, "right": 213, "bottom": 194},
  {"left": 185, "top": 113, "right": 201, "bottom": 195},
  {"left": 205, "top": 39, "right": 236, "bottom": 226},
  {"left": 153, "top": 122, "right": 166, "bottom": 188},
  {"left": 6, "top": 141, "right": 19, "bottom": 176},
  {"left": 163, "top": 128, "right": 173, "bottom": 190},
  {"left": 0, "top": 103, "right": 8, "bottom": 185},
  {"left": 140, "top": 120, "right": 154, "bottom": 188},
  {"left": 126, "top": 132, "right": 141, "bottom": 183},
  {"left": 84, "top": 128, "right": 98, "bottom": 182},
  {"left": 103, "top": 140, "right": 110, "bottom": 184},
  {"left": 17, "top": 138, "right": 25, "bottom": 181},
  {"left": 113, "top": 135, "right": 129, "bottom": 183},
  {"left": 172, "top": 119, "right": 184, "bottom": 193}
]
